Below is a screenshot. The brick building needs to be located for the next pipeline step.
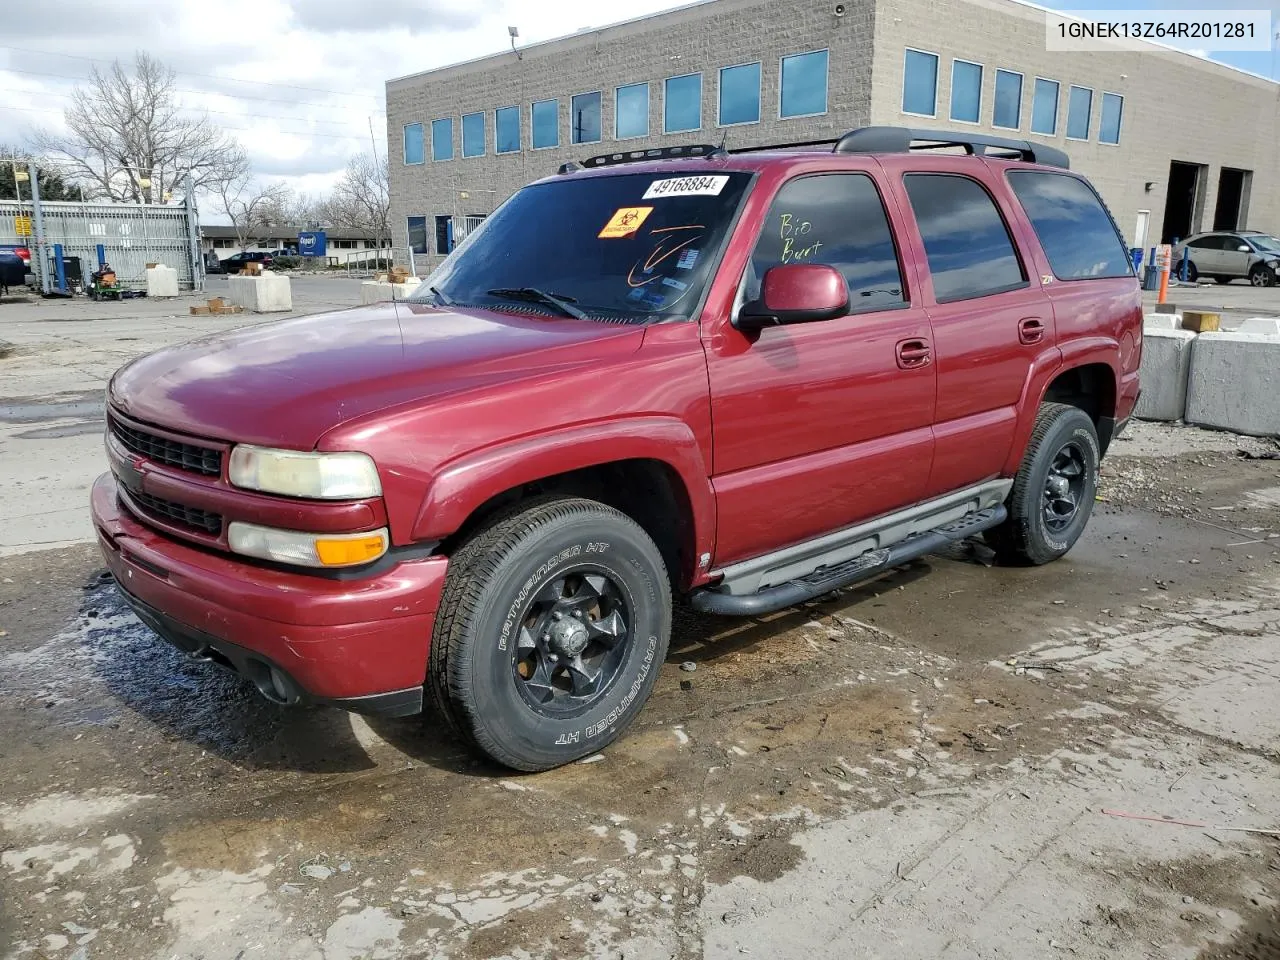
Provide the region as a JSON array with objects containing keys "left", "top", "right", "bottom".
[{"left": 386, "top": 0, "right": 1279, "bottom": 269}]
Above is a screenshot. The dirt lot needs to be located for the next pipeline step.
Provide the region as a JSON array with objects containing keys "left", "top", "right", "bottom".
[{"left": 1, "top": 419, "right": 1278, "bottom": 960}]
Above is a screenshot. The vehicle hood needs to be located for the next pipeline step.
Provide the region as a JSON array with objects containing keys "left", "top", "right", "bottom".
[{"left": 109, "top": 301, "right": 645, "bottom": 449}]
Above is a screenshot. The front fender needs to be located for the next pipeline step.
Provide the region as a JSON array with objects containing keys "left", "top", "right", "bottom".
[{"left": 412, "top": 416, "right": 716, "bottom": 566}]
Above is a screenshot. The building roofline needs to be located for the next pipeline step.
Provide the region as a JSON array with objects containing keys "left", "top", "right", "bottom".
[{"left": 385, "top": 0, "right": 1279, "bottom": 92}]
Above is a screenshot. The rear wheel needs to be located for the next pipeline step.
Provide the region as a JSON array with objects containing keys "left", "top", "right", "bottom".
[
  {"left": 987, "top": 403, "right": 1100, "bottom": 566},
  {"left": 1184, "top": 261, "right": 1199, "bottom": 283},
  {"left": 1249, "top": 264, "right": 1276, "bottom": 287},
  {"left": 427, "top": 497, "right": 671, "bottom": 771}
]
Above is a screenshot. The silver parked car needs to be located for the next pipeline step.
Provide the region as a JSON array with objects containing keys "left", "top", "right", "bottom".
[{"left": 1174, "top": 231, "right": 1280, "bottom": 286}]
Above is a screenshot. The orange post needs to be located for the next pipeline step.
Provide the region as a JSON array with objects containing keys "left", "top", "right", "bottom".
[{"left": 1155, "top": 243, "right": 1172, "bottom": 305}]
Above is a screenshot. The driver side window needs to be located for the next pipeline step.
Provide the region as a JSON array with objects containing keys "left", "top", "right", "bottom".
[{"left": 747, "top": 173, "right": 907, "bottom": 313}]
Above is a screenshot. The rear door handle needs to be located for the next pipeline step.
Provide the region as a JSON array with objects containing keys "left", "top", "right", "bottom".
[
  {"left": 1019, "top": 317, "right": 1046, "bottom": 344},
  {"left": 896, "top": 338, "right": 932, "bottom": 369}
]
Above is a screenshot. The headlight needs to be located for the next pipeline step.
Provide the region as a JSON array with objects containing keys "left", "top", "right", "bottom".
[
  {"left": 1267, "top": 259, "right": 1279, "bottom": 268},
  {"left": 228, "top": 445, "right": 381, "bottom": 499},
  {"left": 227, "top": 522, "right": 389, "bottom": 568}
]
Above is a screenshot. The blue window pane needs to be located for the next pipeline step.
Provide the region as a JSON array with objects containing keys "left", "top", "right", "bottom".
[
  {"left": 950, "top": 60, "right": 982, "bottom": 123},
  {"left": 407, "top": 216, "right": 427, "bottom": 255},
  {"left": 403, "top": 123, "right": 424, "bottom": 165},
  {"left": 665, "top": 73, "right": 701, "bottom": 132},
  {"left": 1100, "top": 92, "right": 1123, "bottom": 144},
  {"left": 571, "top": 92, "right": 601, "bottom": 144},
  {"left": 616, "top": 83, "right": 649, "bottom": 139},
  {"left": 462, "top": 112, "right": 484, "bottom": 158},
  {"left": 532, "top": 99, "right": 558, "bottom": 149},
  {"left": 1067, "top": 86, "right": 1092, "bottom": 139},
  {"left": 719, "top": 62, "right": 761, "bottom": 125},
  {"left": 780, "top": 50, "right": 828, "bottom": 118},
  {"left": 1031, "top": 78, "right": 1058, "bottom": 135},
  {"left": 902, "top": 49, "right": 938, "bottom": 116},
  {"left": 993, "top": 70, "right": 1022, "bottom": 129},
  {"left": 431, "top": 118, "right": 453, "bottom": 161},
  {"left": 495, "top": 106, "right": 520, "bottom": 153}
]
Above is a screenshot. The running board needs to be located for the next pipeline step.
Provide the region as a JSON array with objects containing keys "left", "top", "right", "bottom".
[{"left": 689, "top": 505, "right": 1007, "bottom": 617}]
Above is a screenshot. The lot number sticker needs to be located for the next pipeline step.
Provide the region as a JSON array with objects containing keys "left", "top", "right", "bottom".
[
  {"left": 599, "top": 206, "right": 653, "bottom": 238},
  {"left": 642, "top": 175, "right": 729, "bottom": 200}
]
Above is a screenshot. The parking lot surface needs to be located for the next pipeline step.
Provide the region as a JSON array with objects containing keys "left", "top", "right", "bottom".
[{"left": 2, "top": 281, "right": 1279, "bottom": 959}]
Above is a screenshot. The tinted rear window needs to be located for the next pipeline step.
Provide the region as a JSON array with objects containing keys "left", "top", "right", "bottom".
[
  {"left": 903, "top": 174, "right": 1027, "bottom": 303},
  {"left": 1007, "top": 171, "right": 1133, "bottom": 280}
]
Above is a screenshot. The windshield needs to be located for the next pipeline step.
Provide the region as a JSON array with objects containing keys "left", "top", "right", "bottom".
[
  {"left": 414, "top": 170, "right": 753, "bottom": 321},
  {"left": 1247, "top": 234, "right": 1280, "bottom": 253}
]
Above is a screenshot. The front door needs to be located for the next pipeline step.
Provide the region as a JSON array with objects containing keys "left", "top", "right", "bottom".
[
  {"left": 1219, "top": 234, "right": 1253, "bottom": 277},
  {"left": 703, "top": 170, "right": 937, "bottom": 567}
]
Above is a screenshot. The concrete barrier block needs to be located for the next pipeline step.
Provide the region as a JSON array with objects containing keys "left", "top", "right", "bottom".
[
  {"left": 145, "top": 264, "right": 179, "bottom": 298},
  {"left": 1239, "top": 317, "right": 1280, "bottom": 336},
  {"left": 1186, "top": 332, "right": 1280, "bottom": 437},
  {"left": 1143, "top": 314, "right": 1181, "bottom": 330},
  {"left": 227, "top": 273, "right": 292, "bottom": 313},
  {"left": 1135, "top": 329, "right": 1196, "bottom": 422},
  {"left": 360, "top": 279, "right": 423, "bottom": 305}
]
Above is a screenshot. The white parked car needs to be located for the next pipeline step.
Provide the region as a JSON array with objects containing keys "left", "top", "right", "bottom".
[{"left": 1174, "top": 231, "right": 1280, "bottom": 287}]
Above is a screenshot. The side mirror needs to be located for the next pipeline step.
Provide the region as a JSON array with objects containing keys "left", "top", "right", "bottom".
[
  {"left": 1238, "top": 244, "right": 1252, "bottom": 252},
  {"left": 736, "top": 263, "right": 850, "bottom": 332}
]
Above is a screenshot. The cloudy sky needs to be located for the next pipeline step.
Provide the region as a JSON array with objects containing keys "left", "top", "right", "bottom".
[{"left": 1, "top": 0, "right": 1276, "bottom": 214}]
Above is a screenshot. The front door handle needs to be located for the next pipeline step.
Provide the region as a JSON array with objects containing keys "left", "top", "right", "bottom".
[
  {"left": 896, "top": 338, "right": 932, "bottom": 369},
  {"left": 1019, "top": 317, "right": 1046, "bottom": 344}
]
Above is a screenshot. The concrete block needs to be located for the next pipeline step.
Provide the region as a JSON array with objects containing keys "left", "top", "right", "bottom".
[
  {"left": 1143, "top": 313, "right": 1181, "bottom": 330},
  {"left": 1239, "top": 317, "right": 1280, "bottom": 336},
  {"left": 227, "top": 273, "right": 292, "bottom": 313},
  {"left": 1135, "top": 329, "right": 1195, "bottom": 422},
  {"left": 360, "top": 279, "right": 423, "bottom": 305},
  {"left": 1186, "top": 333, "right": 1280, "bottom": 437},
  {"left": 145, "top": 264, "right": 179, "bottom": 298},
  {"left": 1181, "top": 310, "right": 1221, "bottom": 333}
]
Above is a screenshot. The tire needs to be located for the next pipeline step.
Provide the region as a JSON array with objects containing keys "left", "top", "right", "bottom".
[
  {"left": 427, "top": 497, "right": 671, "bottom": 771},
  {"left": 1184, "top": 261, "right": 1199, "bottom": 283},
  {"left": 986, "top": 403, "right": 1100, "bottom": 566},
  {"left": 1249, "top": 264, "right": 1276, "bottom": 287}
]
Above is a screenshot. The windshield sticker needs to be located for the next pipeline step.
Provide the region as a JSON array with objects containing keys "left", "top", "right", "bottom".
[
  {"left": 599, "top": 206, "right": 653, "bottom": 238},
  {"left": 676, "top": 248, "right": 699, "bottom": 271},
  {"left": 661, "top": 277, "right": 688, "bottom": 291},
  {"left": 642, "top": 175, "right": 729, "bottom": 200}
]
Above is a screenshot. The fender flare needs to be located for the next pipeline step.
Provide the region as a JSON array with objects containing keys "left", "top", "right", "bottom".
[
  {"left": 411, "top": 416, "right": 716, "bottom": 565},
  {"left": 1001, "top": 342, "right": 1121, "bottom": 476}
]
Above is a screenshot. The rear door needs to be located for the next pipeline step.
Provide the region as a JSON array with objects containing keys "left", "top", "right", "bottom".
[{"left": 881, "top": 157, "right": 1054, "bottom": 498}]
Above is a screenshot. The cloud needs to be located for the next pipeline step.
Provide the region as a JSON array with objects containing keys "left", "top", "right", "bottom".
[{"left": 285, "top": 0, "right": 489, "bottom": 34}]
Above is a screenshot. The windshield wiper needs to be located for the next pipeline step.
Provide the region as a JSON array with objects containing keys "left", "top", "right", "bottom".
[
  {"left": 485, "top": 287, "right": 587, "bottom": 321},
  {"left": 427, "top": 285, "right": 453, "bottom": 306}
]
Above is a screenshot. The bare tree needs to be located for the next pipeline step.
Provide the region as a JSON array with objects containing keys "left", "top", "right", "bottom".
[
  {"left": 326, "top": 152, "right": 391, "bottom": 255},
  {"left": 215, "top": 176, "right": 293, "bottom": 252},
  {"left": 33, "top": 52, "right": 247, "bottom": 203}
]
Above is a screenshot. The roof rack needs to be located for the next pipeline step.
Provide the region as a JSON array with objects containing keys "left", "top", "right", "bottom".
[
  {"left": 559, "top": 143, "right": 723, "bottom": 174},
  {"left": 556, "top": 126, "right": 1069, "bottom": 175},
  {"left": 832, "top": 126, "right": 1070, "bottom": 169}
]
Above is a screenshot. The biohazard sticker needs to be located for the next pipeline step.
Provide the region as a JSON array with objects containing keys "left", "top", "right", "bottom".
[
  {"left": 642, "top": 175, "right": 729, "bottom": 199},
  {"left": 599, "top": 206, "right": 653, "bottom": 238}
]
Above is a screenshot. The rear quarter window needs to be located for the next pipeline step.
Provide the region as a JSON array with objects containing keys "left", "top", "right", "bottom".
[{"left": 1007, "top": 171, "right": 1133, "bottom": 280}]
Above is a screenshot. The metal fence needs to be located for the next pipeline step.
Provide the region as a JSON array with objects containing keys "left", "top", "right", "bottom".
[{"left": 0, "top": 189, "right": 202, "bottom": 292}]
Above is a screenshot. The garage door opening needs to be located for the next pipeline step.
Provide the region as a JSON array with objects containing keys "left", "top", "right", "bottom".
[
  {"left": 1213, "top": 167, "right": 1252, "bottom": 231},
  {"left": 1161, "top": 161, "right": 1206, "bottom": 243}
]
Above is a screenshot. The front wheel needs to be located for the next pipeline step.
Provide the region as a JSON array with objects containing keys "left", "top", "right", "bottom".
[
  {"left": 986, "top": 403, "right": 1100, "bottom": 566},
  {"left": 1249, "top": 264, "right": 1276, "bottom": 287},
  {"left": 427, "top": 497, "right": 671, "bottom": 771}
]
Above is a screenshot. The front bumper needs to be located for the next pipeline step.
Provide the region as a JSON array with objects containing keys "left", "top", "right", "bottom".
[{"left": 91, "top": 472, "right": 448, "bottom": 716}]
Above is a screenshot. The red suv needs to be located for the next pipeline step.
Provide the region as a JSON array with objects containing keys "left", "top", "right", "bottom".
[{"left": 93, "top": 127, "right": 1141, "bottom": 771}]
